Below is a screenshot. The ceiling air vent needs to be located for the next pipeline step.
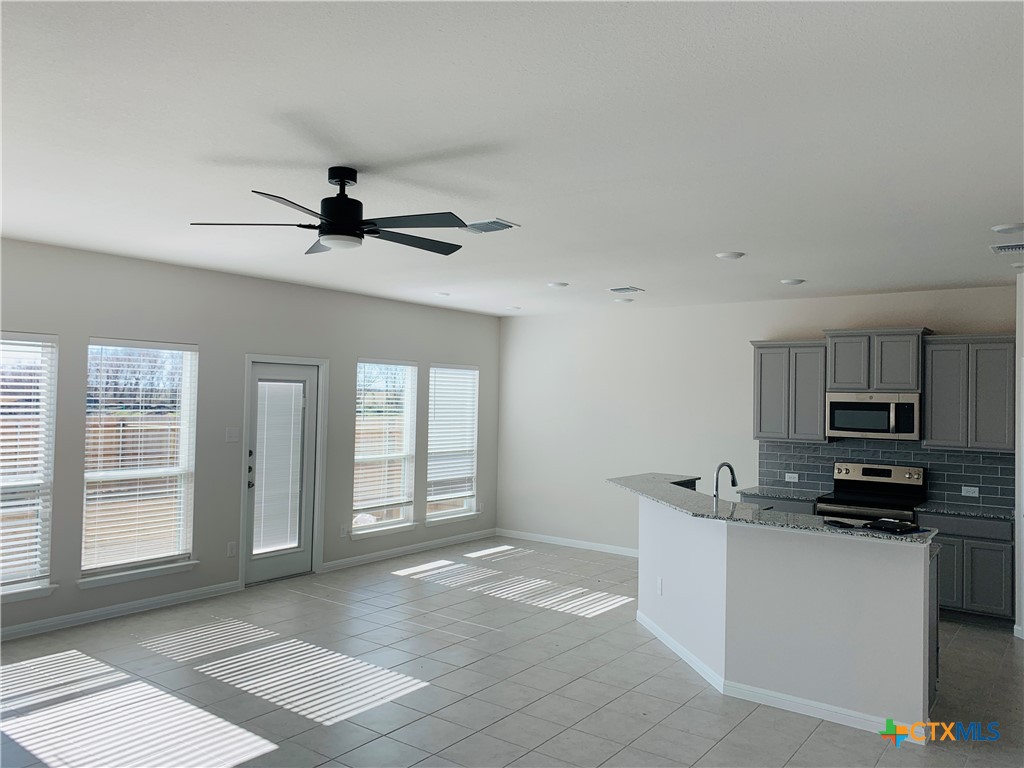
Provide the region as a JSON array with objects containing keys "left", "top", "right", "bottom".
[
  {"left": 462, "top": 218, "right": 520, "bottom": 234},
  {"left": 991, "top": 243, "right": 1024, "bottom": 255},
  {"left": 609, "top": 286, "right": 646, "bottom": 294}
]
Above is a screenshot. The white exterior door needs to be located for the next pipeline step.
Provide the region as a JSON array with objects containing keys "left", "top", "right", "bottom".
[{"left": 244, "top": 362, "right": 318, "bottom": 584}]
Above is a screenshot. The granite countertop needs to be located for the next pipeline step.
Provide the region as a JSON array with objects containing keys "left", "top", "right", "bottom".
[
  {"left": 914, "top": 501, "right": 1015, "bottom": 522},
  {"left": 736, "top": 486, "right": 820, "bottom": 502},
  {"left": 609, "top": 472, "right": 935, "bottom": 545}
]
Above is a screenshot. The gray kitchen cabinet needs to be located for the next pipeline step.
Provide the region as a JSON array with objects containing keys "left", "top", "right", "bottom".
[
  {"left": 969, "top": 341, "right": 1015, "bottom": 451},
  {"left": 923, "top": 342, "right": 968, "bottom": 447},
  {"left": 923, "top": 335, "right": 1014, "bottom": 451},
  {"left": 933, "top": 535, "right": 963, "bottom": 609},
  {"left": 826, "top": 334, "right": 870, "bottom": 391},
  {"left": 918, "top": 512, "right": 1014, "bottom": 618},
  {"left": 873, "top": 333, "right": 921, "bottom": 391},
  {"left": 752, "top": 342, "right": 825, "bottom": 441},
  {"left": 963, "top": 539, "right": 1013, "bottom": 617},
  {"left": 825, "top": 328, "right": 929, "bottom": 392},
  {"left": 789, "top": 345, "right": 826, "bottom": 441},
  {"left": 753, "top": 345, "right": 789, "bottom": 439}
]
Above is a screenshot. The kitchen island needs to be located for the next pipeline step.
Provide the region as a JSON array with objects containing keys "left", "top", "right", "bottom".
[{"left": 610, "top": 472, "right": 937, "bottom": 733}]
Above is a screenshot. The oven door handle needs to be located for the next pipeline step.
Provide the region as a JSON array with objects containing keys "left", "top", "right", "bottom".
[{"left": 816, "top": 502, "right": 898, "bottom": 518}]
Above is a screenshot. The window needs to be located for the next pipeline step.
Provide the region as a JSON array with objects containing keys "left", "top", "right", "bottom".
[
  {"left": 0, "top": 334, "right": 58, "bottom": 590},
  {"left": 82, "top": 341, "right": 198, "bottom": 572},
  {"left": 353, "top": 362, "right": 416, "bottom": 531},
  {"left": 427, "top": 367, "right": 479, "bottom": 521}
]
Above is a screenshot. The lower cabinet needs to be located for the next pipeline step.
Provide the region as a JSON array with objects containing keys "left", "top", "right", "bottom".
[
  {"left": 963, "top": 539, "right": 1014, "bottom": 616},
  {"left": 927, "top": 521, "right": 1014, "bottom": 618}
]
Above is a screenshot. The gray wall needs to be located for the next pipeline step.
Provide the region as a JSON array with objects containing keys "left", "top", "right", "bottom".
[
  {"left": 1, "top": 239, "right": 500, "bottom": 628},
  {"left": 758, "top": 439, "right": 1014, "bottom": 509}
]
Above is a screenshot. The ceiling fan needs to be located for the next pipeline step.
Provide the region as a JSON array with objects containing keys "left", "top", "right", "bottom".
[{"left": 192, "top": 166, "right": 466, "bottom": 255}]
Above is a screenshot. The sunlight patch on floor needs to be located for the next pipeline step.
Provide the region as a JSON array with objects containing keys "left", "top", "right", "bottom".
[
  {"left": 1, "top": 650, "right": 129, "bottom": 711},
  {"left": 1, "top": 652, "right": 275, "bottom": 768},
  {"left": 196, "top": 638, "right": 428, "bottom": 724},
  {"left": 139, "top": 618, "right": 279, "bottom": 661},
  {"left": 468, "top": 575, "right": 634, "bottom": 617}
]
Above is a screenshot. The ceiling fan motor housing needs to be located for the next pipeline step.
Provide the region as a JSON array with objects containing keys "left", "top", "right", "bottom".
[{"left": 320, "top": 194, "right": 364, "bottom": 241}]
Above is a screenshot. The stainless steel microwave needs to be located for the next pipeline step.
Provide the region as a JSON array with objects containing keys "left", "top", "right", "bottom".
[{"left": 825, "top": 392, "right": 920, "bottom": 440}]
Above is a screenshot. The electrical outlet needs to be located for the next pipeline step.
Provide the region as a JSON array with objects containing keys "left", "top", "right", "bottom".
[
  {"left": 785, "top": 473, "right": 799, "bottom": 483},
  {"left": 657, "top": 576, "right": 663, "bottom": 596},
  {"left": 962, "top": 486, "right": 980, "bottom": 498},
  {"left": 227, "top": 541, "right": 237, "bottom": 558}
]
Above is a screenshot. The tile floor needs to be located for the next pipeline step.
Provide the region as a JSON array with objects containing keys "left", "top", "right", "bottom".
[{"left": 1, "top": 537, "right": 1020, "bottom": 768}]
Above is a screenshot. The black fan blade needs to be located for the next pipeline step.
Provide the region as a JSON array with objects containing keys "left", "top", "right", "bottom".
[
  {"left": 191, "top": 222, "right": 318, "bottom": 228},
  {"left": 363, "top": 212, "right": 466, "bottom": 229},
  {"left": 305, "top": 240, "right": 330, "bottom": 255},
  {"left": 252, "top": 190, "right": 330, "bottom": 222},
  {"left": 372, "top": 229, "right": 462, "bottom": 256}
]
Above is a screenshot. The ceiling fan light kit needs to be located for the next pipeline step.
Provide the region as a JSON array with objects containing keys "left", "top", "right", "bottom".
[
  {"left": 318, "top": 234, "right": 362, "bottom": 250},
  {"left": 193, "top": 166, "right": 468, "bottom": 256}
]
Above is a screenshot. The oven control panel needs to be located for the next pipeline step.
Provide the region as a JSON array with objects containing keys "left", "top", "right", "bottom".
[{"left": 833, "top": 462, "right": 924, "bottom": 485}]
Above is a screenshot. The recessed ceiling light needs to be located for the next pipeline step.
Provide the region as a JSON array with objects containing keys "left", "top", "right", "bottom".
[
  {"left": 613, "top": 298, "right": 634, "bottom": 303},
  {"left": 547, "top": 282, "right": 570, "bottom": 288},
  {"left": 435, "top": 291, "right": 451, "bottom": 297},
  {"left": 716, "top": 252, "right": 745, "bottom": 260},
  {"left": 992, "top": 224, "right": 1024, "bottom": 235},
  {"left": 780, "top": 279, "right": 806, "bottom": 286},
  {"left": 505, "top": 305, "right": 521, "bottom": 310}
]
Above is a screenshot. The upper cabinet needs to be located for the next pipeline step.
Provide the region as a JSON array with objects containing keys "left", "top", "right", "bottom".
[
  {"left": 826, "top": 334, "right": 870, "bottom": 390},
  {"left": 924, "top": 335, "right": 1014, "bottom": 451},
  {"left": 752, "top": 341, "right": 826, "bottom": 442},
  {"left": 825, "top": 328, "right": 930, "bottom": 391}
]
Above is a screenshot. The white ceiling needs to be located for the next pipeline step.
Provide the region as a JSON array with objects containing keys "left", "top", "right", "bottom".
[{"left": 3, "top": 1, "right": 1022, "bottom": 316}]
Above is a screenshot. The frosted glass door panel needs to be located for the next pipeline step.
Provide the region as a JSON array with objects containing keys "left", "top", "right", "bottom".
[{"left": 253, "top": 381, "right": 304, "bottom": 554}]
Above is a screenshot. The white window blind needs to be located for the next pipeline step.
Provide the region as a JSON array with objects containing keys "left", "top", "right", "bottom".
[
  {"left": 252, "top": 381, "right": 304, "bottom": 554},
  {"left": 82, "top": 341, "right": 198, "bottom": 572},
  {"left": 353, "top": 362, "right": 416, "bottom": 530},
  {"left": 427, "top": 367, "right": 479, "bottom": 519},
  {"left": 0, "top": 334, "right": 58, "bottom": 588}
]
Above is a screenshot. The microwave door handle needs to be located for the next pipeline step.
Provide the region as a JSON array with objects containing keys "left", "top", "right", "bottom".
[{"left": 889, "top": 402, "right": 897, "bottom": 433}]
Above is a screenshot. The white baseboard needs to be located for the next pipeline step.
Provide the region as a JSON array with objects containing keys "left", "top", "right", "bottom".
[
  {"left": 636, "top": 610, "right": 913, "bottom": 737},
  {"left": 1015, "top": 624, "right": 1022, "bottom": 640},
  {"left": 1, "top": 580, "right": 242, "bottom": 641},
  {"left": 635, "top": 611, "right": 724, "bottom": 691},
  {"left": 721, "top": 679, "right": 900, "bottom": 735},
  {"left": 318, "top": 528, "right": 496, "bottom": 572},
  {"left": 495, "top": 528, "right": 638, "bottom": 558}
]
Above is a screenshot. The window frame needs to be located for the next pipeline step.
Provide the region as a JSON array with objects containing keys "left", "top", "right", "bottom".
[
  {"left": 81, "top": 337, "right": 199, "bottom": 575},
  {"left": 425, "top": 364, "right": 480, "bottom": 525},
  {"left": 351, "top": 359, "right": 418, "bottom": 536},
  {"left": 0, "top": 331, "right": 59, "bottom": 593}
]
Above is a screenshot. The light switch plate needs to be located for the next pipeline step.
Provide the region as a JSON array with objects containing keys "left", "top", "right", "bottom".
[
  {"left": 785, "top": 473, "right": 799, "bottom": 483},
  {"left": 962, "top": 486, "right": 980, "bottom": 498},
  {"left": 225, "top": 427, "right": 240, "bottom": 443}
]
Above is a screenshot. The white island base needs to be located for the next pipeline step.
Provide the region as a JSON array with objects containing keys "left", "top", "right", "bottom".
[{"left": 635, "top": 494, "right": 932, "bottom": 733}]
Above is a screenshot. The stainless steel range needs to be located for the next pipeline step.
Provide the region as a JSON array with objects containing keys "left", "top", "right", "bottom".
[{"left": 816, "top": 462, "right": 926, "bottom": 524}]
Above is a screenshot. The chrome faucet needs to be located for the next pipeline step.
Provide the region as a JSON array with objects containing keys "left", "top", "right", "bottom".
[{"left": 714, "top": 462, "right": 738, "bottom": 503}]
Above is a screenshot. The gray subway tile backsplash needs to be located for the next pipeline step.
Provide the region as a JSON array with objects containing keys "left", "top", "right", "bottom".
[{"left": 758, "top": 439, "right": 1015, "bottom": 508}]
